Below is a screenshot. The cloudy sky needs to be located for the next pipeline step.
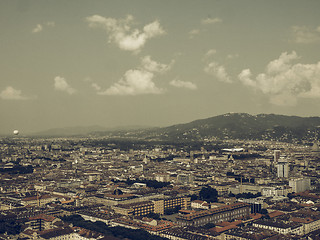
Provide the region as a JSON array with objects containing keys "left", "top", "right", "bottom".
[{"left": 1, "top": 0, "right": 320, "bottom": 134}]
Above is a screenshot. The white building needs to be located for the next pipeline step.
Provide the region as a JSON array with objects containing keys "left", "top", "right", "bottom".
[
  {"left": 277, "top": 160, "right": 289, "bottom": 178},
  {"left": 155, "top": 173, "right": 170, "bottom": 182},
  {"left": 289, "top": 178, "right": 311, "bottom": 193}
]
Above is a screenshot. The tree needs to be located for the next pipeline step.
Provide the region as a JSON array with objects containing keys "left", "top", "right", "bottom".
[
  {"left": 199, "top": 186, "right": 218, "bottom": 202},
  {"left": 287, "top": 192, "right": 295, "bottom": 199},
  {"left": 189, "top": 194, "right": 198, "bottom": 201},
  {"left": 259, "top": 209, "right": 268, "bottom": 215},
  {"left": 202, "top": 223, "right": 215, "bottom": 229},
  {"left": 235, "top": 192, "right": 261, "bottom": 199}
]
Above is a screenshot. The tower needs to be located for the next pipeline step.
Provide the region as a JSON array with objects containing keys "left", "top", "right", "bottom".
[
  {"left": 277, "top": 159, "right": 289, "bottom": 178},
  {"left": 274, "top": 150, "right": 281, "bottom": 163}
]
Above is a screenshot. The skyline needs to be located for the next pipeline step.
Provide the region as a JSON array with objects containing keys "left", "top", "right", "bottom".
[{"left": 1, "top": 0, "right": 320, "bottom": 134}]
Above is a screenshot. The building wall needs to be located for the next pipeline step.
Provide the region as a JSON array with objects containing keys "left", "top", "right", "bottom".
[
  {"left": 176, "top": 203, "right": 250, "bottom": 227},
  {"left": 253, "top": 222, "right": 304, "bottom": 236},
  {"left": 112, "top": 197, "right": 190, "bottom": 216},
  {"left": 153, "top": 199, "right": 164, "bottom": 214},
  {"left": 277, "top": 162, "right": 289, "bottom": 178},
  {"left": 289, "top": 178, "right": 311, "bottom": 193},
  {"left": 304, "top": 219, "right": 320, "bottom": 234},
  {"left": 132, "top": 202, "right": 154, "bottom": 216}
]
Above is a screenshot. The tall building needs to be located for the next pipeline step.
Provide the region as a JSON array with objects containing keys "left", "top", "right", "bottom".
[
  {"left": 289, "top": 178, "right": 311, "bottom": 193},
  {"left": 277, "top": 160, "right": 289, "bottom": 178},
  {"left": 274, "top": 150, "right": 281, "bottom": 163}
]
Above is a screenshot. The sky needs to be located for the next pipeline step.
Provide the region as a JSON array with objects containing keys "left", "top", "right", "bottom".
[{"left": 1, "top": 0, "right": 320, "bottom": 134}]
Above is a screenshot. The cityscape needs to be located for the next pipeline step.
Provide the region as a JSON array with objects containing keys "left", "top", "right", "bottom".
[
  {"left": 1, "top": 0, "right": 320, "bottom": 239},
  {"left": 1, "top": 115, "right": 320, "bottom": 239}
]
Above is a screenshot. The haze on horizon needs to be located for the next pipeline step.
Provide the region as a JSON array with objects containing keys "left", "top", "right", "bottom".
[{"left": 1, "top": 0, "right": 320, "bottom": 135}]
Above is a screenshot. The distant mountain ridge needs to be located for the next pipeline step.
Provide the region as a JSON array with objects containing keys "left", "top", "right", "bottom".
[
  {"left": 31, "top": 125, "right": 108, "bottom": 137},
  {"left": 28, "top": 113, "right": 320, "bottom": 143},
  {"left": 109, "top": 113, "right": 320, "bottom": 143},
  {"left": 150, "top": 113, "right": 320, "bottom": 142},
  {"left": 30, "top": 125, "right": 152, "bottom": 137}
]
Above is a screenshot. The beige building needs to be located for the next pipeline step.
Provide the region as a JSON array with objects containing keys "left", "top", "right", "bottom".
[
  {"left": 253, "top": 219, "right": 304, "bottom": 236},
  {"left": 21, "top": 194, "right": 58, "bottom": 207},
  {"left": 176, "top": 202, "right": 250, "bottom": 227},
  {"left": 112, "top": 196, "right": 190, "bottom": 216}
]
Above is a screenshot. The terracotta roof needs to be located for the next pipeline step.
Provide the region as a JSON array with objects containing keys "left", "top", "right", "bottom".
[
  {"left": 211, "top": 225, "right": 238, "bottom": 233},
  {"left": 22, "top": 195, "right": 53, "bottom": 201},
  {"left": 216, "top": 221, "right": 231, "bottom": 227},
  {"left": 250, "top": 213, "right": 263, "bottom": 220},
  {"left": 29, "top": 214, "right": 56, "bottom": 222},
  {"left": 216, "top": 220, "right": 242, "bottom": 227},
  {"left": 40, "top": 227, "right": 73, "bottom": 239},
  {"left": 290, "top": 217, "right": 313, "bottom": 223},
  {"left": 268, "top": 210, "right": 285, "bottom": 218},
  {"left": 60, "top": 199, "right": 74, "bottom": 204}
]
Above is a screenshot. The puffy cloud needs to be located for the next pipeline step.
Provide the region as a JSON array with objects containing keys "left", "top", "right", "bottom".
[
  {"left": 202, "top": 49, "right": 217, "bottom": 61},
  {"left": 238, "top": 51, "right": 320, "bottom": 106},
  {"left": 0, "top": 86, "right": 28, "bottom": 100},
  {"left": 265, "top": 51, "right": 299, "bottom": 75},
  {"left": 291, "top": 25, "right": 320, "bottom": 44},
  {"left": 32, "top": 22, "right": 55, "bottom": 33},
  {"left": 32, "top": 24, "right": 43, "bottom": 33},
  {"left": 170, "top": 79, "right": 197, "bottom": 90},
  {"left": 54, "top": 76, "right": 76, "bottom": 95},
  {"left": 204, "top": 62, "right": 232, "bottom": 83},
  {"left": 91, "top": 83, "right": 102, "bottom": 91},
  {"left": 98, "top": 56, "right": 172, "bottom": 96},
  {"left": 238, "top": 69, "right": 256, "bottom": 87},
  {"left": 201, "top": 17, "right": 222, "bottom": 25},
  {"left": 205, "top": 49, "right": 217, "bottom": 57},
  {"left": 99, "top": 69, "right": 163, "bottom": 96},
  {"left": 84, "top": 77, "right": 102, "bottom": 91},
  {"left": 86, "top": 15, "right": 165, "bottom": 52},
  {"left": 189, "top": 29, "right": 200, "bottom": 38},
  {"left": 141, "top": 56, "right": 172, "bottom": 73}
]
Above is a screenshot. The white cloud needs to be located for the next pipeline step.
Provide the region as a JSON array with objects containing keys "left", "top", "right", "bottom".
[
  {"left": 141, "top": 56, "right": 172, "bottom": 73},
  {"left": 189, "top": 29, "right": 200, "bottom": 38},
  {"left": 54, "top": 76, "right": 76, "bottom": 95},
  {"left": 205, "top": 49, "right": 217, "bottom": 57},
  {"left": 202, "top": 49, "right": 217, "bottom": 61},
  {"left": 91, "top": 83, "right": 102, "bottom": 91},
  {"left": 32, "top": 22, "right": 55, "bottom": 33},
  {"left": 46, "top": 22, "right": 55, "bottom": 27},
  {"left": 227, "top": 53, "right": 239, "bottom": 59},
  {"left": 99, "top": 69, "right": 163, "bottom": 96},
  {"left": 238, "top": 51, "right": 320, "bottom": 106},
  {"left": 204, "top": 62, "right": 232, "bottom": 83},
  {"left": 86, "top": 15, "right": 165, "bottom": 52},
  {"left": 291, "top": 25, "right": 320, "bottom": 44},
  {"left": 98, "top": 56, "right": 172, "bottom": 96},
  {"left": 238, "top": 69, "right": 256, "bottom": 87},
  {"left": 170, "top": 79, "right": 197, "bottom": 90},
  {"left": 0, "top": 86, "right": 28, "bottom": 100},
  {"left": 84, "top": 77, "right": 102, "bottom": 91},
  {"left": 32, "top": 24, "right": 43, "bottom": 33},
  {"left": 201, "top": 17, "right": 222, "bottom": 25}
]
